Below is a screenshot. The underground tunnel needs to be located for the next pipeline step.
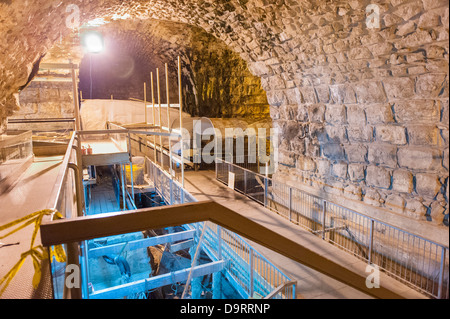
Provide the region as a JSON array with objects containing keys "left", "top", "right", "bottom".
[{"left": 0, "top": 0, "right": 448, "bottom": 302}]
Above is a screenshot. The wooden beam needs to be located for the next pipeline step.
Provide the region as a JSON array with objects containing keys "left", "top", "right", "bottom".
[
  {"left": 89, "top": 260, "right": 225, "bottom": 299},
  {"left": 82, "top": 152, "right": 130, "bottom": 166},
  {"left": 89, "top": 229, "right": 195, "bottom": 258},
  {"left": 39, "top": 62, "right": 78, "bottom": 70},
  {"left": 40, "top": 200, "right": 420, "bottom": 299}
]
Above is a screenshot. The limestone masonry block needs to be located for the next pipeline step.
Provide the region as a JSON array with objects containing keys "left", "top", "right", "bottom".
[
  {"left": 367, "top": 165, "right": 392, "bottom": 189},
  {"left": 398, "top": 147, "right": 442, "bottom": 170},
  {"left": 393, "top": 100, "right": 439, "bottom": 123},
  {"left": 348, "top": 164, "right": 365, "bottom": 182},
  {"left": 415, "top": 173, "right": 442, "bottom": 197},
  {"left": 407, "top": 125, "right": 439, "bottom": 145},
  {"left": 393, "top": 169, "right": 414, "bottom": 193},
  {"left": 375, "top": 125, "right": 407, "bottom": 145},
  {"left": 331, "top": 162, "right": 348, "bottom": 179},
  {"left": 345, "top": 144, "right": 368, "bottom": 163},
  {"left": 325, "top": 104, "right": 347, "bottom": 124},
  {"left": 368, "top": 144, "right": 398, "bottom": 167}
]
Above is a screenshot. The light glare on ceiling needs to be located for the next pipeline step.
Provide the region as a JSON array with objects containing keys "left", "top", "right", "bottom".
[{"left": 82, "top": 31, "right": 104, "bottom": 53}]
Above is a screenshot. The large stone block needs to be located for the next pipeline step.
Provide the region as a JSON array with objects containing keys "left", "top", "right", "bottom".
[
  {"left": 317, "top": 159, "right": 331, "bottom": 176},
  {"left": 344, "top": 184, "right": 363, "bottom": 201},
  {"left": 383, "top": 77, "right": 415, "bottom": 100},
  {"left": 346, "top": 105, "right": 366, "bottom": 125},
  {"left": 331, "top": 162, "right": 348, "bottom": 179},
  {"left": 266, "top": 90, "right": 287, "bottom": 107},
  {"left": 307, "top": 103, "right": 325, "bottom": 123},
  {"left": 366, "top": 165, "right": 392, "bottom": 189},
  {"left": 405, "top": 199, "right": 427, "bottom": 220},
  {"left": 308, "top": 123, "right": 327, "bottom": 144},
  {"left": 385, "top": 194, "right": 406, "bottom": 215},
  {"left": 393, "top": 99, "right": 439, "bottom": 123},
  {"left": 375, "top": 125, "right": 407, "bottom": 145},
  {"left": 296, "top": 156, "right": 317, "bottom": 172},
  {"left": 415, "top": 173, "right": 441, "bottom": 197},
  {"left": 415, "top": 73, "right": 447, "bottom": 98},
  {"left": 347, "top": 125, "right": 374, "bottom": 143},
  {"left": 354, "top": 81, "right": 387, "bottom": 103},
  {"left": 368, "top": 144, "right": 398, "bottom": 167},
  {"left": 397, "top": 147, "right": 442, "bottom": 170},
  {"left": 392, "top": 169, "right": 414, "bottom": 193},
  {"left": 364, "top": 188, "right": 383, "bottom": 207},
  {"left": 365, "top": 104, "right": 394, "bottom": 124},
  {"left": 285, "top": 87, "right": 303, "bottom": 105},
  {"left": 325, "top": 104, "right": 347, "bottom": 124},
  {"left": 345, "top": 144, "right": 368, "bottom": 163},
  {"left": 407, "top": 125, "right": 439, "bottom": 145},
  {"left": 325, "top": 125, "right": 347, "bottom": 143},
  {"left": 329, "top": 84, "right": 357, "bottom": 104},
  {"left": 348, "top": 164, "right": 365, "bottom": 182},
  {"left": 322, "top": 143, "right": 345, "bottom": 161}
]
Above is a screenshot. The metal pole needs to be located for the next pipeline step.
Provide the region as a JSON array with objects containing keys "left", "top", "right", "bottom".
[
  {"left": 244, "top": 169, "right": 247, "bottom": 195},
  {"left": 322, "top": 200, "right": 327, "bottom": 240},
  {"left": 144, "top": 82, "right": 147, "bottom": 124},
  {"left": 438, "top": 247, "right": 446, "bottom": 299},
  {"left": 249, "top": 247, "right": 254, "bottom": 297},
  {"left": 289, "top": 187, "right": 292, "bottom": 222},
  {"left": 368, "top": 219, "right": 374, "bottom": 264},
  {"left": 165, "top": 63, "right": 173, "bottom": 178},
  {"left": 120, "top": 164, "right": 126, "bottom": 210},
  {"left": 217, "top": 225, "right": 222, "bottom": 260},
  {"left": 264, "top": 177, "right": 268, "bottom": 207},
  {"left": 70, "top": 64, "right": 81, "bottom": 131},
  {"left": 157, "top": 68, "right": 163, "bottom": 167},
  {"left": 178, "top": 56, "right": 185, "bottom": 189},
  {"left": 151, "top": 72, "right": 157, "bottom": 163}
]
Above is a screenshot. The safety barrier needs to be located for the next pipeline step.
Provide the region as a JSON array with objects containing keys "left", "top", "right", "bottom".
[
  {"left": 144, "top": 157, "right": 295, "bottom": 299},
  {"left": 216, "top": 158, "right": 449, "bottom": 299}
]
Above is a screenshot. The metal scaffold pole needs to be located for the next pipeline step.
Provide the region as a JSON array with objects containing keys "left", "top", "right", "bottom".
[{"left": 178, "top": 56, "right": 185, "bottom": 191}]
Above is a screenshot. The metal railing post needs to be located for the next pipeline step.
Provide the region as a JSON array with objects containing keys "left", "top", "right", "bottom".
[
  {"left": 249, "top": 247, "right": 254, "bottom": 298},
  {"left": 244, "top": 170, "right": 247, "bottom": 195},
  {"left": 289, "top": 187, "right": 292, "bottom": 222},
  {"left": 217, "top": 225, "right": 222, "bottom": 260},
  {"left": 438, "top": 247, "right": 446, "bottom": 299},
  {"left": 368, "top": 219, "right": 374, "bottom": 264},
  {"left": 264, "top": 178, "right": 268, "bottom": 207},
  {"left": 170, "top": 179, "right": 173, "bottom": 205},
  {"left": 322, "top": 200, "right": 327, "bottom": 240}
]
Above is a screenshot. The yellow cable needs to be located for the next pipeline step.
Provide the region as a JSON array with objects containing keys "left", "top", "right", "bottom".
[{"left": 0, "top": 209, "right": 65, "bottom": 297}]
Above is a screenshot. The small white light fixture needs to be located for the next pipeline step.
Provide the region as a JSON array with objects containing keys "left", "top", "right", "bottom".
[{"left": 81, "top": 31, "right": 104, "bottom": 53}]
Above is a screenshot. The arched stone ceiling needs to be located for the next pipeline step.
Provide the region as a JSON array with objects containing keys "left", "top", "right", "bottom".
[{"left": 1, "top": 0, "right": 449, "bottom": 232}]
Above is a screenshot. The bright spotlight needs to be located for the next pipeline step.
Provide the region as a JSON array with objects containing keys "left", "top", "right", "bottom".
[{"left": 82, "top": 31, "right": 104, "bottom": 53}]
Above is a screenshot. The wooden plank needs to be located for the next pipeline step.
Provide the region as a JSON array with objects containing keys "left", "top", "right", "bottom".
[
  {"left": 89, "top": 229, "right": 195, "bottom": 258},
  {"left": 39, "top": 62, "right": 78, "bottom": 70},
  {"left": 82, "top": 153, "right": 130, "bottom": 166},
  {"left": 89, "top": 260, "right": 225, "bottom": 299}
]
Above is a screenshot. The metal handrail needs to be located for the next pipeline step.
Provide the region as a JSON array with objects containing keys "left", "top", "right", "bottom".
[
  {"left": 216, "top": 158, "right": 449, "bottom": 299},
  {"left": 46, "top": 131, "right": 78, "bottom": 211},
  {"left": 264, "top": 280, "right": 297, "bottom": 299}
]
